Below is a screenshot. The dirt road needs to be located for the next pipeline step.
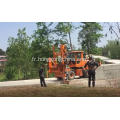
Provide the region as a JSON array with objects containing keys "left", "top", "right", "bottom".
[
  {"left": 0, "top": 78, "right": 110, "bottom": 87},
  {"left": 0, "top": 78, "right": 59, "bottom": 87},
  {"left": 93, "top": 55, "right": 120, "bottom": 64},
  {"left": 0, "top": 78, "right": 119, "bottom": 97}
]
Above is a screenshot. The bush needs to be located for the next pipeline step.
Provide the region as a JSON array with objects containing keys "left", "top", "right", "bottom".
[
  {"left": 102, "top": 40, "right": 120, "bottom": 59},
  {"left": 95, "top": 58, "right": 105, "bottom": 64},
  {"left": 0, "top": 73, "right": 7, "bottom": 81},
  {"left": 5, "top": 67, "right": 16, "bottom": 80},
  {"left": 92, "top": 47, "right": 102, "bottom": 55}
]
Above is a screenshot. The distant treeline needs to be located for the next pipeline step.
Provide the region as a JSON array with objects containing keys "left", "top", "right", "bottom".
[{"left": 0, "top": 49, "right": 5, "bottom": 55}]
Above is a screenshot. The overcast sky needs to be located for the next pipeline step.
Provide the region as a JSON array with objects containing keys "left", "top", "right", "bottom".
[{"left": 0, "top": 22, "right": 116, "bottom": 51}]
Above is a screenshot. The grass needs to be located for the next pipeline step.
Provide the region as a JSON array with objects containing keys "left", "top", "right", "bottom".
[{"left": 0, "top": 84, "right": 120, "bottom": 97}]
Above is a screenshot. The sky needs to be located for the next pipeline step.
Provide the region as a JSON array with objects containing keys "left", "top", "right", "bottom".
[
  {"left": 0, "top": 22, "right": 36, "bottom": 50},
  {"left": 0, "top": 22, "right": 114, "bottom": 51}
]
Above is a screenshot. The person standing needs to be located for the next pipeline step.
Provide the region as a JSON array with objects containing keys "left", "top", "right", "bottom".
[
  {"left": 39, "top": 65, "right": 47, "bottom": 87},
  {"left": 84, "top": 56, "right": 98, "bottom": 87}
]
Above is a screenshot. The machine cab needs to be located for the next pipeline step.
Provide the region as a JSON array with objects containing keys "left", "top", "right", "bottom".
[{"left": 68, "top": 51, "right": 86, "bottom": 65}]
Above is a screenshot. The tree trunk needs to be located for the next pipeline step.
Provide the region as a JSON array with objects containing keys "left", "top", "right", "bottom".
[
  {"left": 87, "top": 41, "right": 90, "bottom": 55},
  {"left": 68, "top": 32, "right": 72, "bottom": 50},
  {"left": 18, "top": 68, "right": 21, "bottom": 80}
]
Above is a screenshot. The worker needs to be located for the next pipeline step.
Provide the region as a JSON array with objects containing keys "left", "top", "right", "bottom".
[
  {"left": 39, "top": 65, "right": 47, "bottom": 87},
  {"left": 84, "top": 56, "right": 99, "bottom": 87}
]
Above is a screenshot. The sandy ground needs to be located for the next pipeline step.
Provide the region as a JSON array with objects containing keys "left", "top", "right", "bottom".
[
  {"left": 0, "top": 78, "right": 109, "bottom": 87},
  {"left": 0, "top": 78, "right": 59, "bottom": 87},
  {"left": 0, "top": 84, "right": 119, "bottom": 97},
  {"left": 70, "top": 79, "right": 109, "bottom": 87},
  {"left": 0, "top": 78, "right": 119, "bottom": 96}
]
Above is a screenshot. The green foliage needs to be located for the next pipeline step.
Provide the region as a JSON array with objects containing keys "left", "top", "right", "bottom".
[
  {"left": 0, "top": 73, "right": 7, "bottom": 81},
  {"left": 0, "top": 49, "right": 5, "bottom": 55},
  {"left": 48, "top": 73, "right": 54, "bottom": 78},
  {"left": 55, "top": 22, "right": 73, "bottom": 50},
  {"left": 55, "top": 22, "right": 72, "bottom": 38},
  {"left": 102, "top": 40, "right": 120, "bottom": 59},
  {"left": 78, "top": 22, "right": 103, "bottom": 54},
  {"left": 92, "top": 47, "right": 103, "bottom": 55},
  {"left": 31, "top": 22, "right": 53, "bottom": 68},
  {"left": 5, "top": 28, "right": 32, "bottom": 80},
  {"left": 95, "top": 58, "right": 105, "bottom": 64},
  {"left": 5, "top": 66, "right": 16, "bottom": 80}
]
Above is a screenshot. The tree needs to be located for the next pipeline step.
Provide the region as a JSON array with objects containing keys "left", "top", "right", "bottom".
[
  {"left": 0, "top": 48, "right": 5, "bottom": 55},
  {"left": 55, "top": 22, "right": 74, "bottom": 50},
  {"left": 31, "top": 22, "right": 53, "bottom": 68},
  {"left": 78, "top": 22, "right": 103, "bottom": 54},
  {"left": 102, "top": 40, "right": 120, "bottom": 59},
  {"left": 6, "top": 28, "right": 31, "bottom": 80},
  {"left": 103, "top": 22, "right": 120, "bottom": 45}
]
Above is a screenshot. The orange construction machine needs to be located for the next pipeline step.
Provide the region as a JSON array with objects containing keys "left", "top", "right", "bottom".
[{"left": 48, "top": 44, "right": 88, "bottom": 83}]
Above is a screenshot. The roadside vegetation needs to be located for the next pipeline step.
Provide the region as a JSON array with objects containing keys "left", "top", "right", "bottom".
[
  {"left": 0, "top": 73, "right": 6, "bottom": 81},
  {"left": 102, "top": 40, "right": 120, "bottom": 59}
]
